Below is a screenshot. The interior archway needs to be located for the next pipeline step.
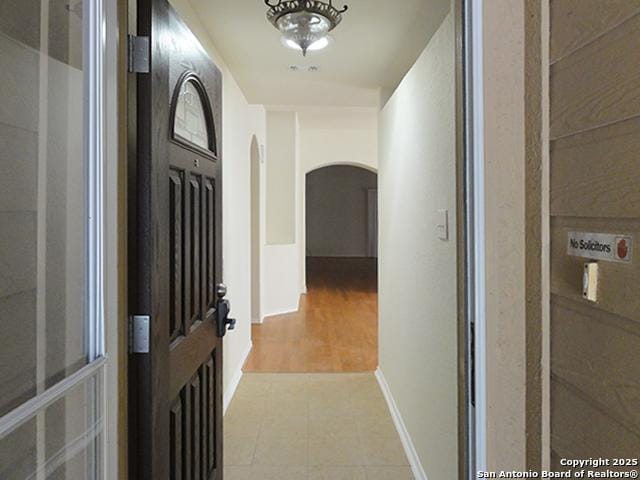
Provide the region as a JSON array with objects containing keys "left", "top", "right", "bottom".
[
  {"left": 250, "top": 135, "right": 261, "bottom": 323},
  {"left": 305, "top": 164, "right": 378, "bottom": 260}
]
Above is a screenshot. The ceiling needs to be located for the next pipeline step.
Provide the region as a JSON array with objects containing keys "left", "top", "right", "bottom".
[{"left": 188, "top": 0, "right": 450, "bottom": 107}]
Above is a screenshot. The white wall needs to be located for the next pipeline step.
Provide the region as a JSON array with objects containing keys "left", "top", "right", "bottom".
[
  {"left": 260, "top": 110, "right": 301, "bottom": 319},
  {"left": 259, "top": 107, "right": 379, "bottom": 315},
  {"left": 297, "top": 108, "right": 378, "bottom": 173},
  {"left": 306, "top": 165, "right": 377, "bottom": 257},
  {"left": 263, "top": 244, "right": 301, "bottom": 316},
  {"left": 248, "top": 106, "right": 270, "bottom": 324},
  {"left": 378, "top": 12, "right": 458, "bottom": 480},
  {"left": 297, "top": 108, "right": 379, "bottom": 290},
  {"left": 169, "top": 0, "right": 266, "bottom": 399},
  {"left": 266, "top": 111, "right": 297, "bottom": 245}
]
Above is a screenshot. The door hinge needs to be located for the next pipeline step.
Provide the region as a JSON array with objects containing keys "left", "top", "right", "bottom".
[
  {"left": 129, "top": 315, "right": 150, "bottom": 354},
  {"left": 127, "top": 35, "right": 150, "bottom": 73}
]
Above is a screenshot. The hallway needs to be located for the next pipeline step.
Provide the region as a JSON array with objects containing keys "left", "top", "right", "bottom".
[
  {"left": 5, "top": 0, "right": 640, "bottom": 477},
  {"left": 244, "top": 257, "right": 378, "bottom": 373},
  {"left": 224, "top": 373, "right": 411, "bottom": 480}
]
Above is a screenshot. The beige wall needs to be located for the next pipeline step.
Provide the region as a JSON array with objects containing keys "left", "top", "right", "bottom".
[
  {"left": 482, "top": 0, "right": 528, "bottom": 470},
  {"left": 548, "top": 0, "right": 640, "bottom": 467},
  {"left": 378, "top": 11, "right": 458, "bottom": 479},
  {"left": 266, "top": 111, "right": 297, "bottom": 245},
  {"left": 297, "top": 108, "right": 378, "bottom": 173}
]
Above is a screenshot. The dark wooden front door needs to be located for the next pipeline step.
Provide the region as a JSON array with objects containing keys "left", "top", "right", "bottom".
[{"left": 129, "top": 2, "right": 234, "bottom": 479}]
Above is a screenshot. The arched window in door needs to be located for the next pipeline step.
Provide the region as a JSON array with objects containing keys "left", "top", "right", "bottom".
[{"left": 171, "top": 73, "right": 217, "bottom": 157}]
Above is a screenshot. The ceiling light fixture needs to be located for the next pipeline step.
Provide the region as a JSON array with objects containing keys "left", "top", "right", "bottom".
[
  {"left": 282, "top": 35, "right": 331, "bottom": 53},
  {"left": 265, "top": 0, "right": 348, "bottom": 56}
]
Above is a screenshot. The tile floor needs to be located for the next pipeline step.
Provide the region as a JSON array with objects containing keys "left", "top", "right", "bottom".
[{"left": 224, "top": 373, "right": 414, "bottom": 480}]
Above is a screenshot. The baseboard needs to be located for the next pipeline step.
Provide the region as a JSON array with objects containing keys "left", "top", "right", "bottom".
[
  {"left": 223, "top": 340, "right": 253, "bottom": 415},
  {"left": 263, "top": 294, "right": 301, "bottom": 319},
  {"left": 263, "top": 306, "right": 298, "bottom": 318},
  {"left": 375, "top": 368, "right": 428, "bottom": 480},
  {"left": 306, "top": 254, "right": 377, "bottom": 259},
  {"left": 251, "top": 316, "right": 264, "bottom": 324}
]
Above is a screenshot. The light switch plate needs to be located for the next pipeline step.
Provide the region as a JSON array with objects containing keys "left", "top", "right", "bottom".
[{"left": 437, "top": 209, "right": 449, "bottom": 241}]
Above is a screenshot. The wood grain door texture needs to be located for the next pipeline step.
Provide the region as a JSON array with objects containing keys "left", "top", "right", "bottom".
[{"left": 128, "top": 2, "right": 235, "bottom": 478}]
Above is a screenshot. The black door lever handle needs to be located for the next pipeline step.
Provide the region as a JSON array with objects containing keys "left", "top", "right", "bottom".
[
  {"left": 226, "top": 317, "right": 236, "bottom": 331},
  {"left": 215, "top": 283, "right": 235, "bottom": 337}
]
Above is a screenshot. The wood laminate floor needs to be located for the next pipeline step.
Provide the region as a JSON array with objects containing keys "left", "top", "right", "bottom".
[{"left": 243, "top": 257, "right": 378, "bottom": 373}]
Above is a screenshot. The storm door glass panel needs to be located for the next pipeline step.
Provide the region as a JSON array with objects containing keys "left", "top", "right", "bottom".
[
  {"left": 173, "top": 80, "right": 211, "bottom": 151},
  {"left": 0, "top": 371, "right": 103, "bottom": 480},
  {"left": 0, "top": 1, "right": 87, "bottom": 415}
]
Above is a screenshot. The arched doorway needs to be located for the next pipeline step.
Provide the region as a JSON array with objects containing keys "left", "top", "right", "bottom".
[
  {"left": 305, "top": 164, "right": 378, "bottom": 259},
  {"left": 250, "top": 136, "right": 261, "bottom": 323},
  {"left": 245, "top": 162, "right": 379, "bottom": 373}
]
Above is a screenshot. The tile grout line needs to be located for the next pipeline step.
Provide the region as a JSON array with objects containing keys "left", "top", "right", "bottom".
[{"left": 227, "top": 373, "right": 413, "bottom": 478}]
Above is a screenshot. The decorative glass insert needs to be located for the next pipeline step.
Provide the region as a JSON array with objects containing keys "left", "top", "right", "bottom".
[{"left": 173, "top": 80, "right": 211, "bottom": 151}]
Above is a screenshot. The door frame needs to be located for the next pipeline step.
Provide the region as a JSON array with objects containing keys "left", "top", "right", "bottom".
[
  {"left": 110, "top": 0, "right": 131, "bottom": 477},
  {"left": 455, "top": 0, "right": 475, "bottom": 477},
  {"left": 300, "top": 160, "right": 378, "bottom": 293},
  {"left": 458, "top": 0, "right": 550, "bottom": 474},
  {"left": 113, "top": 0, "right": 552, "bottom": 477}
]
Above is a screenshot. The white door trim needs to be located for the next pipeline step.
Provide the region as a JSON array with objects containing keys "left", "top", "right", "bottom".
[{"left": 464, "top": 0, "right": 487, "bottom": 474}]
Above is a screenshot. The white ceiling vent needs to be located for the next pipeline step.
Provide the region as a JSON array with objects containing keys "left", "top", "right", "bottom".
[{"left": 289, "top": 65, "right": 320, "bottom": 72}]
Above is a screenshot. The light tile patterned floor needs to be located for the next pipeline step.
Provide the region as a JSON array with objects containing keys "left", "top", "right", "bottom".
[{"left": 224, "top": 373, "right": 414, "bottom": 480}]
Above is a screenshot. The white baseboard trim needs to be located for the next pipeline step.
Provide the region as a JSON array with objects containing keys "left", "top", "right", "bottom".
[
  {"left": 263, "top": 306, "right": 298, "bottom": 318},
  {"left": 307, "top": 254, "right": 376, "bottom": 258},
  {"left": 223, "top": 340, "right": 253, "bottom": 415},
  {"left": 251, "top": 316, "right": 264, "bottom": 324},
  {"left": 263, "top": 293, "right": 302, "bottom": 320},
  {"left": 375, "top": 368, "right": 428, "bottom": 480}
]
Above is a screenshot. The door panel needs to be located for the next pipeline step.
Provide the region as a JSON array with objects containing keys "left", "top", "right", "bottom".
[
  {"left": 168, "top": 353, "right": 218, "bottom": 480},
  {"left": 170, "top": 169, "right": 184, "bottom": 342},
  {"left": 129, "top": 2, "right": 226, "bottom": 479}
]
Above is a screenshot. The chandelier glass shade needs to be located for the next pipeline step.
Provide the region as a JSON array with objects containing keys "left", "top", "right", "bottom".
[{"left": 265, "top": 1, "right": 348, "bottom": 56}]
